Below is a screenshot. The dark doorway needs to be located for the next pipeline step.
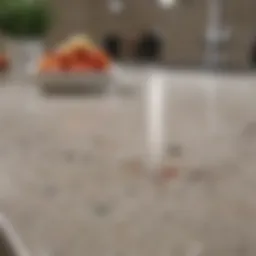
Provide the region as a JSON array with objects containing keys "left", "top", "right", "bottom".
[
  {"left": 102, "top": 34, "right": 122, "bottom": 60},
  {"left": 135, "top": 31, "right": 162, "bottom": 62}
]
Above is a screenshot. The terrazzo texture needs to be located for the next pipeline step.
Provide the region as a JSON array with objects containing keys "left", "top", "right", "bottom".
[{"left": 0, "top": 69, "right": 256, "bottom": 256}]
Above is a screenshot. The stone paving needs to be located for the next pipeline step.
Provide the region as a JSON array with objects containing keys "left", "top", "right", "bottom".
[{"left": 0, "top": 68, "right": 256, "bottom": 256}]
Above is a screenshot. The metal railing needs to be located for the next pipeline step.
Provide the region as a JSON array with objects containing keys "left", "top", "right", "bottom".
[{"left": 204, "top": 0, "right": 230, "bottom": 69}]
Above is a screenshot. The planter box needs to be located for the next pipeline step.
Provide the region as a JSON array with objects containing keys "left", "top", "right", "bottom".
[{"left": 38, "top": 72, "right": 111, "bottom": 95}]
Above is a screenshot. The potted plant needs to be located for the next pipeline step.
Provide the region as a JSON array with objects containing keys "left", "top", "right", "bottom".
[{"left": 0, "top": 0, "right": 50, "bottom": 77}]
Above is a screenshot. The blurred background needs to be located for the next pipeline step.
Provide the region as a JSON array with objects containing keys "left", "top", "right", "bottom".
[
  {"left": 1, "top": 0, "right": 256, "bottom": 70},
  {"left": 47, "top": 0, "right": 255, "bottom": 69},
  {"left": 0, "top": 1, "right": 256, "bottom": 256}
]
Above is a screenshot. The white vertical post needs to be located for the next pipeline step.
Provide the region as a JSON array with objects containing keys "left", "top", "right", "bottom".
[
  {"left": 204, "top": 0, "right": 224, "bottom": 68},
  {"left": 145, "top": 73, "right": 165, "bottom": 171}
]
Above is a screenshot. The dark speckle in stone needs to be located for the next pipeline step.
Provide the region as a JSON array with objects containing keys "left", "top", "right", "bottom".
[
  {"left": 63, "top": 150, "right": 75, "bottom": 162},
  {"left": 167, "top": 144, "right": 183, "bottom": 158},
  {"left": 44, "top": 184, "right": 58, "bottom": 198},
  {"left": 187, "top": 169, "right": 212, "bottom": 183},
  {"left": 93, "top": 202, "right": 111, "bottom": 217}
]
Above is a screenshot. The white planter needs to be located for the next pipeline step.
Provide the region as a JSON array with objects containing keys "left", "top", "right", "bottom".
[
  {"left": 7, "top": 39, "right": 43, "bottom": 78},
  {"left": 39, "top": 72, "right": 111, "bottom": 94}
]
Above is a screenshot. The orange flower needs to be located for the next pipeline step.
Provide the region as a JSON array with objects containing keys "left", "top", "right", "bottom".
[
  {"left": 39, "top": 42, "right": 111, "bottom": 74},
  {"left": 0, "top": 55, "right": 9, "bottom": 72},
  {"left": 71, "top": 47, "right": 92, "bottom": 63},
  {"left": 39, "top": 53, "right": 59, "bottom": 72},
  {"left": 71, "top": 63, "right": 92, "bottom": 72},
  {"left": 57, "top": 53, "right": 73, "bottom": 72},
  {"left": 90, "top": 50, "right": 110, "bottom": 71}
]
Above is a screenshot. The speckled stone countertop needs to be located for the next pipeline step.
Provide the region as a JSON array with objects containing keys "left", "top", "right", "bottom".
[{"left": 1, "top": 71, "right": 256, "bottom": 256}]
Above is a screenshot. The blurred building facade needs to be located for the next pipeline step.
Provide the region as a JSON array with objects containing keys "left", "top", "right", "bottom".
[{"left": 48, "top": 0, "right": 256, "bottom": 68}]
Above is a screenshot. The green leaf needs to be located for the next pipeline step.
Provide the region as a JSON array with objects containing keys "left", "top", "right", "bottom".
[{"left": 0, "top": 0, "right": 51, "bottom": 38}]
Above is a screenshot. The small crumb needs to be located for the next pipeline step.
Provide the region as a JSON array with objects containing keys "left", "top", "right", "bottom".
[
  {"left": 156, "top": 166, "right": 179, "bottom": 182},
  {"left": 167, "top": 144, "right": 183, "bottom": 158},
  {"left": 93, "top": 202, "right": 111, "bottom": 217}
]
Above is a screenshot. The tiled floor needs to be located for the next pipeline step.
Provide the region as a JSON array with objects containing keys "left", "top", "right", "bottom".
[{"left": 0, "top": 68, "right": 256, "bottom": 256}]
